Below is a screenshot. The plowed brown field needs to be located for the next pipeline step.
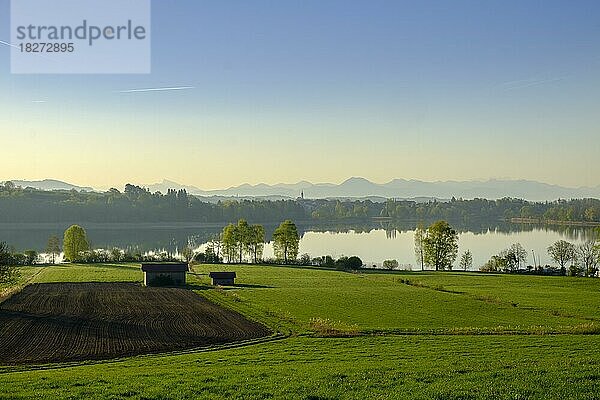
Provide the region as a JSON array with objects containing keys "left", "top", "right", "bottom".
[{"left": 0, "top": 282, "right": 271, "bottom": 365}]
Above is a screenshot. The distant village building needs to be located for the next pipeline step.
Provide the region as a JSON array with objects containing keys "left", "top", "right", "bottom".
[
  {"left": 141, "top": 263, "right": 188, "bottom": 286},
  {"left": 209, "top": 272, "right": 236, "bottom": 286}
]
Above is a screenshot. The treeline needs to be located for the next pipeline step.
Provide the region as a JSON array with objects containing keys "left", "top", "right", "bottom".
[
  {"left": 0, "top": 183, "right": 306, "bottom": 223},
  {"left": 411, "top": 220, "right": 599, "bottom": 278},
  {"left": 0, "top": 182, "right": 598, "bottom": 224},
  {"left": 375, "top": 198, "right": 600, "bottom": 223},
  {"left": 479, "top": 239, "right": 600, "bottom": 278}
]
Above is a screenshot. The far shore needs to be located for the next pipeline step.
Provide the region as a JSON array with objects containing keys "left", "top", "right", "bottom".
[{"left": 510, "top": 217, "right": 600, "bottom": 227}]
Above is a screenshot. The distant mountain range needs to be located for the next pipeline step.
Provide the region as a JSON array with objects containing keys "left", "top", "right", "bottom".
[
  {"left": 144, "top": 177, "right": 600, "bottom": 202},
  {"left": 5, "top": 178, "right": 600, "bottom": 202},
  {"left": 3, "top": 179, "right": 94, "bottom": 192}
]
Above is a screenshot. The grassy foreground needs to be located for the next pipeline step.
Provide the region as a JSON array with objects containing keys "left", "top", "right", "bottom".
[
  {"left": 1, "top": 263, "right": 599, "bottom": 399},
  {"left": 1, "top": 335, "right": 599, "bottom": 400}
]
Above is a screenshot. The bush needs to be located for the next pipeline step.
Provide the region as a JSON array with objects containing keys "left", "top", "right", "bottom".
[
  {"left": 480, "top": 255, "right": 505, "bottom": 272},
  {"left": 312, "top": 255, "right": 335, "bottom": 268},
  {"left": 0, "top": 242, "right": 19, "bottom": 283},
  {"left": 194, "top": 251, "right": 222, "bottom": 264},
  {"left": 383, "top": 259, "right": 399, "bottom": 270},
  {"left": 123, "top": 251, "right": 143, "bottom": 262},
  {"left": 299, "top": 253, "right": 311, "bottom": 266},
  {"left": 73, "top": 249, "right": 114, "bottom": 263},
  {"left": 110, "top": 248, "right": 124, "bottom": 262},
  {"left": 23, "top": 250, "right": 38, "bottom": 265},
  {"left": 335, "top": 256, "right": 363, "bottom": 271},
  {"left": 348, "top": 256, "right": 363, "bottom": 270},
  {"left": 10, "top": 253, "right": 27, "bottom": 266}
]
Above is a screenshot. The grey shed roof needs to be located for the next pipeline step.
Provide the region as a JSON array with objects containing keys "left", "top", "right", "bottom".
[
  {"left": 209, "top": 272, "right": 236, "bottom": 279},
  {"left": 141, "top": 263, "right": 188, "bottom": 272}
]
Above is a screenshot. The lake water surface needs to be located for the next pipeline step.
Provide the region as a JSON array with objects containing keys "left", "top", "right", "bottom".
[{"left": 1, "top": 221, "right": 595, "bottom": 270}]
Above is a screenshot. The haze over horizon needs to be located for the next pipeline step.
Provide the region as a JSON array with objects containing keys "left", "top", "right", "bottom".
[
  {"left": 4, "top": 176, "right": 600, "bottom": 203},
  {"left": 1, "top": 0, "right": 599, "bottom": 190},
  {"left": 4, "top": 175, "right": 600, "bottom": 193}
]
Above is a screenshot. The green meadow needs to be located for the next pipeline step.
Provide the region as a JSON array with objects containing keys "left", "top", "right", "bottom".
[
  {"left": 1, "top": 263, "right": 600, "bottom": 399},
  {"left": 189, "top": 265, "right": 600, "bottom": 334}
]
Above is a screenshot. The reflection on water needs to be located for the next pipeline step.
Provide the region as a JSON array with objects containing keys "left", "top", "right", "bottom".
[{"left": 0, "top": 221, "right": 596, "bottom": 269}]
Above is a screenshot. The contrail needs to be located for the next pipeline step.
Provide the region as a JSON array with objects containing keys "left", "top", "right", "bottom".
[
  {"left": 31, "top": 100, "right": 47, "bottom": 103},
  {"left": 0, "top": 39, "right": 20, "bottom": 50},
  {"left": 0, "top": 38, "right": 60, "bottom": 62},
  {"left": 118, "top": 86, "right": 195, "bottom": 93},
  {"left": 500, "top": 76, "right": 566, "bottom": 91}
]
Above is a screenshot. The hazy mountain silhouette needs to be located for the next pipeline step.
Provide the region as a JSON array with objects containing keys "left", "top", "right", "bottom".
[
  {"left": 3, "top": 179, "right": 94, "bottom": 192},
  {"left": 143, "top": 177, "right": 600, "bottom": 202},
  {"left": 4, "top": 178, "right": 598, "bottom": 201}
]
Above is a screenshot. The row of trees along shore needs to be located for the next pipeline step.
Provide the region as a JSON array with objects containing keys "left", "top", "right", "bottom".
[
  {"left": 0, "top": 182, "right": 599, "bottom": 224},
  {"left": 0, "top": 219, "right": 366, "bottom": 284},
  {"left": 411, "top": 222, "right": 599, "bottom": 277},
  {"left": 1, "top": 220, "right": 599, "bottom": 285}
]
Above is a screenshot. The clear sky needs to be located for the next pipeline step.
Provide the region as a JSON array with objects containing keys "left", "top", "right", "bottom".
[{"left": 1, "top": 0, "right": 599, "bottom": 190}]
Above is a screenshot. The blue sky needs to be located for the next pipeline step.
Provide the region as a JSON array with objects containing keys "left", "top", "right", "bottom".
[{"left": 1, "top": 0, "right": 599, "bottom": 189}]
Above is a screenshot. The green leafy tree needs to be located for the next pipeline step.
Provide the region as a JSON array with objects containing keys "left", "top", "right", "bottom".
[
  {"left": 221, "top": 220, "right": 262, "bottom": 263},
  {"left": 273, "top": 220, "right": 300, "bottom": 264},
  {"left": 547, "top": 240, "right": 576, "bottom": 271},
  {"left": 203, "top": 246, "right": 221, "bottom": 263},
  {"left": 248, "top": 224, "right": 265, "bottom": 263},
  {"left": 423, "top": 220, "right": 459, "bottom": 271},
  {"left": 62, "top": 225, "right": 90, "bottom": 262},
  {"left": 459, "top": 250, "right": 473, "bottom": 271},
  {"left": 221, "top": 223, "right": 237, "bottom": 263},
  {"left": 235, "top": 219, "right": 251, "bottom": 263},
  {"left": 45, "top": 235, "right": 61, "bottom": 264}
]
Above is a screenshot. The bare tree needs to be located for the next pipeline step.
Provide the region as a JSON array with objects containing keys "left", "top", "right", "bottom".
[
  {"left": 459, "top": 250, "right": 473, "bottom": 271},
  {"left": 547, "top": 240, "right": 576, "bottom": 271},
  {"left": 577, "top": 242, "right": 600, "bottom": 277},
  {"left": 181, "top": 245, "right": 194, "bottom": 264},
  {"left": 209, "top": 233, "right": 223, "bottom": 260},
  {"left": 414, "top": 225, "right": 426, "bottom": 271},
  {"left": 45, "top": 235, "right": 61, "bottom": 264}
]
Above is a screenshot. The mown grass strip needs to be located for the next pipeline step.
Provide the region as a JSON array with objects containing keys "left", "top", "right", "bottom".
[{"left": 0, "top": 266, "right": 46, "bottom": 304}]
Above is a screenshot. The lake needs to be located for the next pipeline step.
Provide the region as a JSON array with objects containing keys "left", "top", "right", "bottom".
[{"left": 1, "top": 221, "right": 596, "bottom": 270}]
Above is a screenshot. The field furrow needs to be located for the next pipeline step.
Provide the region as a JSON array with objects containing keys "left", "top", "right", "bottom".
[{"left": 0, "top": 282, "right": 271, "bottom": 365}]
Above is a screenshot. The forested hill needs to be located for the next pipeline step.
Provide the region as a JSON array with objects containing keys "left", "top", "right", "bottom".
[{"left": 0, "top": 183, "right": 598, "bottom": 224}]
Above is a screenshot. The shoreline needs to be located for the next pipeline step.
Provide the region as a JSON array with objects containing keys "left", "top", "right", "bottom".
[{"left": 509, "top": 217, "right": 600, "bottom": 227}]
